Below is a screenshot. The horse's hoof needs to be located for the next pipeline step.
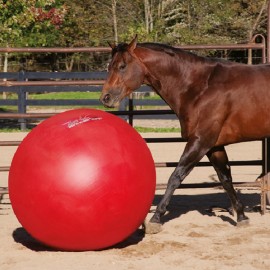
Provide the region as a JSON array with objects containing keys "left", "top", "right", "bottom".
[
  {"left": 237, "top": 217, "right": 250, "bottom": 227},
  {"left": 144, "top": 222, "right": 163, "bottom": 234}
]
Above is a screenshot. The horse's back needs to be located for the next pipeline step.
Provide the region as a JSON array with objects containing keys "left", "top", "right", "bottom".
[{"left": 207, "top": 62, "right": 270, "bottom": 145}]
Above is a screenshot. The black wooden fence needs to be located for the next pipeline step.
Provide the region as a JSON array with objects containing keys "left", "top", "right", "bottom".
[{"left": 0, "top": 70, "right": 174, "bottom": 130}]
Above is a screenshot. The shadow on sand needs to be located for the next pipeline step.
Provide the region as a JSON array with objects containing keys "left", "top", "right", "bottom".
[
  {"left": 152, "top": 190, "right": 261, "bottom": 226},
  {"left": 12, "top": 227, "right": 145, "bottom": 252},
  {"left": 12, "top": 190, "right": 261, "bottom": 252}
]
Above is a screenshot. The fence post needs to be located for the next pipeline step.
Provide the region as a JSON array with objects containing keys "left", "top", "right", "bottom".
[
  {"left": 119, "top": 97, "right": 129, "bottom": 122},
  {"left": 118, "top": 95, "right": 134, "bottom": 126},
  {"left": 262, "top": 138, "right": 270, "bottom": 205},
  {"left": 128, "top": 94, "right": 134, "bottom": 126},
  {"left": 17, "top": 69, "right": 27, "bottom": 130}
]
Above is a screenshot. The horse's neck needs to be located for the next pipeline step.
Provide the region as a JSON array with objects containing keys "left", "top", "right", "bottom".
[{"left": 136, "top": 47, "right": 204, "bottom": 114}]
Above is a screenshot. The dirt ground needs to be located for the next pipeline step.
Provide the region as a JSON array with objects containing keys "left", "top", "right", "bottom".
[{"left": 1, "top": 130, "right": 270, "bottom": 270}]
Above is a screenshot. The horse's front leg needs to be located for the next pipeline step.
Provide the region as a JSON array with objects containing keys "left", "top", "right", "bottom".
[
  {"left": 145, "top": 137, "right": 213, "bottom": 234},
  {"left": 206, "top": 146, "right": 249, "bottom": 225}
]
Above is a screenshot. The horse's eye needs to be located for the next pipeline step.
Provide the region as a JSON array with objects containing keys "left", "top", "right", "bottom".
[{"left": 119, "top": 63, "right": 126, "bottom": 71}]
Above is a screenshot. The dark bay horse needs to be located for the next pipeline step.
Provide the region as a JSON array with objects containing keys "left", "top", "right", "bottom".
[{"left": 100, "top": 36, "right": 270, "bottom": 233}]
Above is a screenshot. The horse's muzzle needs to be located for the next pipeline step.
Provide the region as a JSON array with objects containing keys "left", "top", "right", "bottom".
[
  {"left": 100, "top": 93, "right": 115, "bottom": 108},
  {"left": 102, "top": 93, "right": 111, "bottom": 104}
]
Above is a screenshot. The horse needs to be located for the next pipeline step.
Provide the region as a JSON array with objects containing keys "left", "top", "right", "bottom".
[{"left": 100, "top": 35, "right": 270, "bottom": 233}]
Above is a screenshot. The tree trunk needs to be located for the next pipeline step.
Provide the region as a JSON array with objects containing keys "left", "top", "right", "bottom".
[
  {"left": 149, "top": 0, "right": 153, "bottom": 32},
  {"left": 2, "top": 52, "right": 8, "bottom": 99},
  {"left": 65, "top": 55, "right": 74, "bottom": 72},
  {"left": 144, "top": 0, "right": 150, "bottom": 34},
  {"left": 247, "top": 0, "right": 267, "bottom": 64},
  {"left": 112, "top": 0, "right": 118, "bottom": 43}
]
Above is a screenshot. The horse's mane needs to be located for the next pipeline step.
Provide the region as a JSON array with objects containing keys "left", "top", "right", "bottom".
[
  {"left": 112, "top": 42, "right": 187, "bottom": 57},
  {"left": 141, "top": 42, "right": 216, "bottom": 63},
  {"left": 138, "top": 42, "right": 220, "bottom": 64},
  {"left": 138, "top": 42, "right": 179, "bottom": 57},
  {"left": 113, "top": 41, "right": 232, "bottom": 65}
]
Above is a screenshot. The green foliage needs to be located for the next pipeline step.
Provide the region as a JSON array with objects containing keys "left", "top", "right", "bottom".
[
  {"left": 0, "top": 0, "right": 67, "bottom": 47},
  {"left": 1, "top": 0, "right": 268, "bottom": 47},
  {"left": 0, "top": 0, "right": 268, "bottom": 71},
  {"left": 160, "top": 0, "right": 267, "bottom": 44}
]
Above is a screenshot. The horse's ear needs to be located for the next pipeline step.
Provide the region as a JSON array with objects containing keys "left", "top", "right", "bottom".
[
  {"left": 108, "top": 41, "right": 116, "bottom": 50},
  {"left": 128, "top": 35, "right": 138, "bottom": 52}
]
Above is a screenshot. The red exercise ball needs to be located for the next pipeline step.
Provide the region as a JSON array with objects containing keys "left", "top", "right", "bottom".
[{"left": 9, "top": 109, "right": 156, "bottom": 251}]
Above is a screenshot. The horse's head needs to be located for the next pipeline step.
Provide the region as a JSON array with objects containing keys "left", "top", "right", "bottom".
[{"left": 100, "top": 36, "right": 146, "bottom": 108}]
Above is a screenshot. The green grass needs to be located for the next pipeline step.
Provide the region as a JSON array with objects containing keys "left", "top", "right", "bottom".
[
  {"left": 135, "top": 126, "right": 180, "bottom": 133},
  {"left": 0, "top": 92, "right": 108, "bottom": 111},
  {"left": 30, "top": 92, "right": 101, "bottom": 100},
  {"left": 0, "top": 93, "right": 17, "bottom": 99},
  {"left": 1, "top": 92, "right": 179, "bottom": 132},
  {"left": 2, "top": 91, "right": 162, "bottom": 101},
  {"left": 0, "top": 128, "right": 31, "bottom": 132},
  {"left": 1, "top": 92, "right": 166, "bottom": 112},
  {"left": 26, "top": 92, "right": 114, "bottom": 110},
  {"left": 0, "top": 92, "right": 100, "bottom": 100}
]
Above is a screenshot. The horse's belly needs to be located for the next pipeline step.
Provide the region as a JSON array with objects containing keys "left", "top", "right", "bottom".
[{"left": 216, "top": 112, "right": 270, "bottom": 146}]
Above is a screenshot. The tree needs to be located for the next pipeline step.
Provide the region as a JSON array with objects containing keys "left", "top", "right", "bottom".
[
  {"left": 0, "top": 0, "right": 66, "bottom": 97},
  {"left": 0, "top": 0, "right": 67, "bottom": 69},
  {"left": 231, "top": 0, "right": 268, "bottom": 41},
  {"left": 0, "top": 0, "right": 66, "bottom": 47},
  {"left": 1, "top": 0, "right": 269, "bottom": 73},
  {"left": 159, "top": 0, "right": 268, "bottom": 45},
  {"left": 56, "top": 0, "right": 146, "bottom": 71}
]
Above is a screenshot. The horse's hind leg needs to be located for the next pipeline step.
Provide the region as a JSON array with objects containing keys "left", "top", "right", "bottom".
[{"left": 207, "top": 146, "right": 249, "bottom": 225}]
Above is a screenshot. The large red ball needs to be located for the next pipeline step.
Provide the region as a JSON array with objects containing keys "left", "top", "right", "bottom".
[{"left": 9, "top": 109, "right": 156, "bottom": 251}]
